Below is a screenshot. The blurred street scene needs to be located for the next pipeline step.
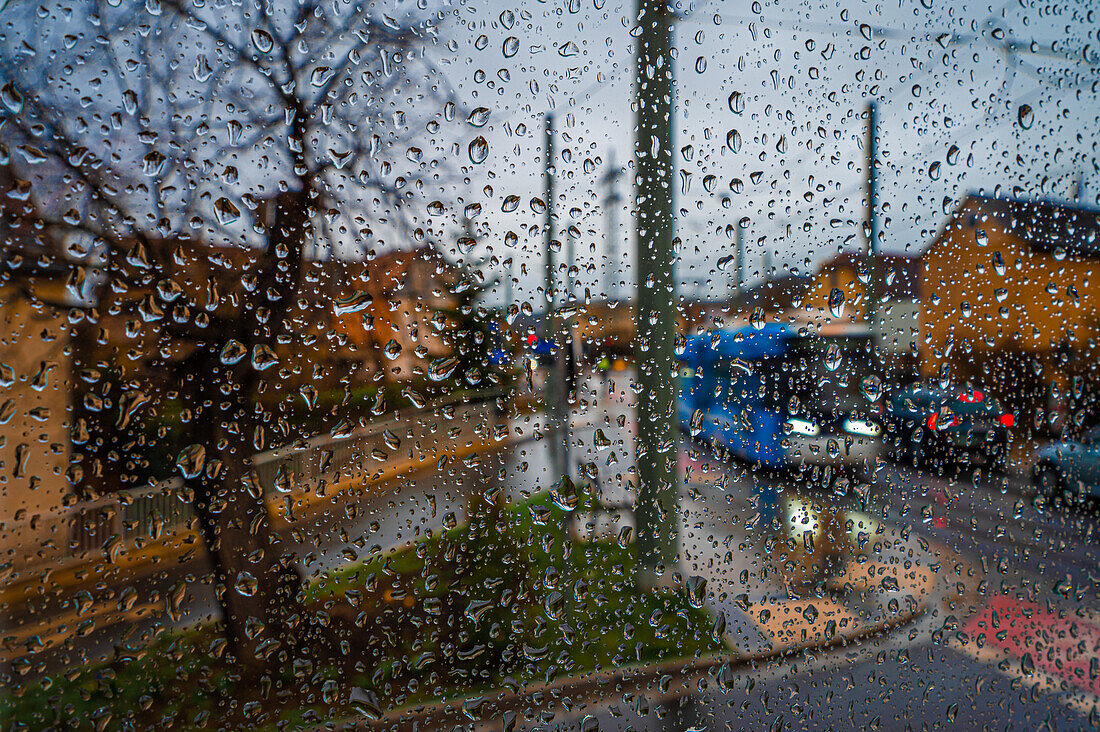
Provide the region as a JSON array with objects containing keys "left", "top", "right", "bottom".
[{"left": 2, "top": 0, "right": 1100, "bottom": 729}]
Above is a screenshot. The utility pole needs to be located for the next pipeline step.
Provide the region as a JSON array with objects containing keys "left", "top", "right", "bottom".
[
  {"left": 543, "top": 112, "right": 569, "bottom": 485},
  {"left": 565, "top": 220, "right": 577, "bottom": 303},
  {"left": 634, "top": 0, "right": 678, "bottom": 584},
  {"left": 865, "top": 101, "right": 879, "bottom": 356},
  {"left": 544, "top": 112, "right": 556, "bottom": 329},
  {"left": 601, "top": 151, "right": 622, "bottom": 303},
  {"left": 734, "top": 220, "right": 744, "bottom": 304}
]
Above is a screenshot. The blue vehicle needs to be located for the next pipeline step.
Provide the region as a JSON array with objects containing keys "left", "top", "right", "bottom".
[{"left": 677, "top": 322, "right": 883, "bottom": 473}]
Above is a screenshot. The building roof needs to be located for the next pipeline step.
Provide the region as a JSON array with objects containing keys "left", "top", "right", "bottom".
[
  {"left": 351, "top": 243, "right": 459, "bottom": 298},
  {"left": 945, "top": 194, "right": 1100, "bottom": 259},
  {"left": 818, "top": 249, "right": 920, "bottom": 300},
  {"left": 733, "top": 274, "right": 811, "bottom": 311}
]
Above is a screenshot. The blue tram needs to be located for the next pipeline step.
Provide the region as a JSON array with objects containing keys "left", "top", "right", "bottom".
[{"left": 676, "top": 322, "right": 883, "bottom": 472}]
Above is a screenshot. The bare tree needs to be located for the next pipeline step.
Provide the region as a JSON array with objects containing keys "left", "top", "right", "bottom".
[{"left": 0, "top": 0, "right": 449, "bottom": 670}]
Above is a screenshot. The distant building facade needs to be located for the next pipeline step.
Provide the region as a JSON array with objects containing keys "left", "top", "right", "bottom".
[
  {"left": 920, "top": 195, "right": 1100, "bottom": 436},
  {"left": 0, "top": 177, "right": 74, "bottom": 569},
  {"left": 802, "top": 249, "right": 921, "bottom": 378}
]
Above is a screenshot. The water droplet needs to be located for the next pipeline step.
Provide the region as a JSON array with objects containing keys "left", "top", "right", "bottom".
[
  {"left": 550, "top": 475, "right": 579, "bottom": 511},
  {"left": 334, "top": 290, "right": 373, "bottom": 315},
  {"left": 467, "top": 107, "right": 490, "bottom": 127},
  {"left": 687, "top": 576, "right": 707, "bottom": 609},
  {"left": 558, "top": 41, "right": 579, "bottom": 57},
  {"left": 502, "top": 195, "right": 520, "bottom": 212},
  {"left": 828, "top": 287, "right": 845, "bottom": 318},
  {"left": 250, "top": 29, "right": 274, "bottom": 53},
  {"left": 142, "top": 151, "right": 166, "bottom": 177},
  {"left": 193, "top": 56, "right": 213, "bottom": 82},
  {"left": 213, "top": 197, "right": 240, "bottom": 225},
  {"left": 859, "top": 374, "right": 883, "bottom": 402},
  {"left": 382, "top": 339, "right": 402, "bottom": 360},
  {"left": 544, "top": 591, "right": 565, "bottom": 620},
  {"left": 234, "top": 571, "right": 258, "bottom": 597},
  {"left": 593, "top": 429, "right": 612, "bottom": 450},
  {"left": 690, "top": 409, "right": 705, "bottom": 437},
  {"left": 975, "top": 229, "right": 988, "bottom": 247},
  {"left": 503, "top": 36, "right": 519, "bottom": 58},
  {"left": 176, "top": 444, "right": 206, "bottom": 479},
  {"left": 728, "top": 91, "right": 744, "bottom": 114},
  {"left": 726, "top": 129, "right": 742, "bottom": 153},
  {"left": 457, "top": 236, "right": 477, "bottom": 255},
  {"left": 992, "top": 251, "right": 1006, "bottom": 275},
  {"left": 468, "top": 136, "right": 489, "bottom": 164},
  {"left": 251, "top": 344, "right": 279, "bottom": 371},
  {"left": 824, "top": 344, "right": 842, "bottom": 372},
  {"left": 1017, "top": 104, "right": 1033, "bottom": 130},
  {"left": 0, "top": 82, "right": 24, "bottom": 114},
  {"left": 310, "top": 66, "right": 334, "bottom": 87},
  {"left": 749, "top": 307, "right": 765, "bottom": 330},
  {"left": 220, "top": 339, "right": 247, "bottom": 365},
  {"left": 429, "top": 356, "right": 459, "bottom": 381}
]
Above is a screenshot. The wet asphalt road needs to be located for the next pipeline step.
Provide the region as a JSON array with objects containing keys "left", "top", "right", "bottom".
[{"left": 6, "top": 371, "right": 1100, "bottom": 728}]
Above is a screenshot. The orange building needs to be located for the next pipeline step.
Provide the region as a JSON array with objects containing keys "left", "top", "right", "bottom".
[
  {"left": 801, "top": 249, "right": 920, "bottom": 378},
  {"left": 0, "top": 192, "right": 75, "bottom": 568},
  {"left": 920, "top": 195, "right": 1100, "bottom": 436}
]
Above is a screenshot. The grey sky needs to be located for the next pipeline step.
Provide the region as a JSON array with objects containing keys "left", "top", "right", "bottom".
[{"left": 429, "top": 0, "right": 1099, "bottom": 306}]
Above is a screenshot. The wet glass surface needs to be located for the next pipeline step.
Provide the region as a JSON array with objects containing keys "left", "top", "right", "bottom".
[{"left": 2, "top": 0, "right": 1099, "bottom": 729}]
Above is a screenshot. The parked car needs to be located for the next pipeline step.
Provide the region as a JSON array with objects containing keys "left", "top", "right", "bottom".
[
  {"left": 1032, "top": 425, "right": 1100, "bottom": 502},
  {"left": 884, "top": 383, "right": 1013, "bottom": 472}
]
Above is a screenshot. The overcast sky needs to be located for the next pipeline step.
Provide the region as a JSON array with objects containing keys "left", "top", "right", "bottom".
[{"left": 424, "top": 0, "right": 1099, "bottom": 306}]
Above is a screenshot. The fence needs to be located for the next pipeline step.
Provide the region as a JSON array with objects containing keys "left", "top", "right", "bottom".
[{"left": 3, "top": 392, "right": 504, "bottom": 578}]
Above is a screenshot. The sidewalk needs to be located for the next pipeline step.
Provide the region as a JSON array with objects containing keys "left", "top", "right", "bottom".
[
  {"left": 322, "top": 509, "right": 939, "bottom": 732},
  {"left": 680, "top": 472, "right": 937, "bottom": 658}
]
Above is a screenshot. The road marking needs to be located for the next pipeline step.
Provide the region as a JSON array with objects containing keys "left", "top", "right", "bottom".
[
  {"left": 950, "top": 593, "right": 1100, "bottom": 717},
  {"left": 949, "top": 635, "right": 1100, "bottom": 719}
]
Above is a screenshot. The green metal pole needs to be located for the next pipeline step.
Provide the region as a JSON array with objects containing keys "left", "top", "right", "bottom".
[{"left": 634, "top": 0, "right": 678, "bottom": 583}]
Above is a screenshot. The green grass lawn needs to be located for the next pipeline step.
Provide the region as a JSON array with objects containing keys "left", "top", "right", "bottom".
[{"left": 4, "top": 491, "right": 724, "bottom": 730}]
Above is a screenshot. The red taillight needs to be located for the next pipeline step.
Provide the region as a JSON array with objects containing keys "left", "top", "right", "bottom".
[
  {"left": 999, "top": 413, "right": 1014, "bottom": 427},
  {"left": 928, "top": 410, "right": 961, "bottom": 430}
]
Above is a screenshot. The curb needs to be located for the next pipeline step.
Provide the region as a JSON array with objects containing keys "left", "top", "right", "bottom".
[{"left": 325, "top": 597, "right": 929, "bottom": 731}]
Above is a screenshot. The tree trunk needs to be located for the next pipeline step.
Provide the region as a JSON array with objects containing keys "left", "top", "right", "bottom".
[
  {"left": 182, "top": 184, "right": 318, "bottom": 672},
  {"left": 183, "top": 349, "right": 310, "bottom": 672}
]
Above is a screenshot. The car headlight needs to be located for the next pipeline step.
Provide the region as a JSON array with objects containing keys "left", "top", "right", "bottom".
[
  {"left": 787, "top": 418, "right": 819, "bottom": 436},
  {"left": 842, "top": 418, "right": 881, "bottom": 437}
]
